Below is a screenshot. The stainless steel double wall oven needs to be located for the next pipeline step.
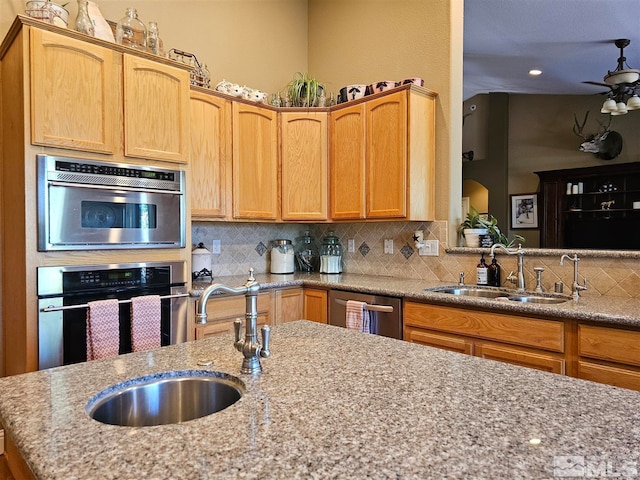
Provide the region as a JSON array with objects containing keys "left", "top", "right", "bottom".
[{"left": 36, "top": 154, "right": 189, "bottom": 369}]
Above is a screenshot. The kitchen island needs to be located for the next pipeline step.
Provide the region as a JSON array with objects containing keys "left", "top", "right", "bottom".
[{"left": 2, "top": 321, "right": 640, "bottom": 479}]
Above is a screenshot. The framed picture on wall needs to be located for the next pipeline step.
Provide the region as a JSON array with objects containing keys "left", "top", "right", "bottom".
[{"left": 510, "top": 193, "right": 538, "bottom": 229}]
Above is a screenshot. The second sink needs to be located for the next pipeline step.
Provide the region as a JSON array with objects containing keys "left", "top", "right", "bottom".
[
  {"left": 87, "top": 370, "right": 245, "bottom": 427},
  {"left": 428, "top": 286, "right": 571, "bottom": 304}
]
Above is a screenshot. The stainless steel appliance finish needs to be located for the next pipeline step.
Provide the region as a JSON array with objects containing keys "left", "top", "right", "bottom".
[
  {"left": 87, "top": 371, "right": 244, "bottom": 427},
  {"left": 37, "top": 154, "right": 186, "bottom": 250},
  {"left": 328, "top": 290, "right": 402, "bottom": 339},
  {"left": 37, "top": 261, "right": 188, "bottom": 370}
]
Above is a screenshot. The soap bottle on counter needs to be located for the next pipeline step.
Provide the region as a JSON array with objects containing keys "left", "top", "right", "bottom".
[
  {"left": 476, "top": 253, "right": 488, "bottom": 285},
  {"left": 487, "top": 255, "right": 501, "bottom": 287}
]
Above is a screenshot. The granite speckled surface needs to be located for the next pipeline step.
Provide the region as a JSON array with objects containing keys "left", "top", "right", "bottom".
[
  {"left": 3, "top": 321, "right": 640, "bottom": 479},
  {"left": 193, "top": 272, "right": 640, "bottom": 328}
]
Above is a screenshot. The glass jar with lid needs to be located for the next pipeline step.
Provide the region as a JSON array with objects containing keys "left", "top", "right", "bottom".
[
  {"left": 294, "top": 230, "right": 318, "bottom": 272},
  {"left": 319, "top": 231, "right": 343, "bottom": 274},
  {"left": 270, "top": 239, "right": 295, "bottom": 274},
  {"left": 115, "top": 7, "right": 147, "bottom": 50}
]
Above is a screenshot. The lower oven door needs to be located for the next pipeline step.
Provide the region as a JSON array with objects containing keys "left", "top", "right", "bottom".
[
  {"left": 38, "top": 286, "right": 188, "bottom": 369},
  {"left": 42, "top": 183, "right": 184, "bottom": 250}
]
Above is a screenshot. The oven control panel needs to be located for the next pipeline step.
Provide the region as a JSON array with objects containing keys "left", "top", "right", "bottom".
[
  {"left": 55, "top": 160, "right": 175, "bottom": 182},
  {"left": 63, "top": 267, "right": 170, "bottom": 292}
]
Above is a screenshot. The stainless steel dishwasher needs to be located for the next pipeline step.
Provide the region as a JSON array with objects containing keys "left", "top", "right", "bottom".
[{"left": 328, "top": 290, "right": 402, "bottom": 339}]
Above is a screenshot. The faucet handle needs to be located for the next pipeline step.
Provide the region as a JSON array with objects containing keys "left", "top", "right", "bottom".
[
  {"left": 233, "top": 319, "right": 243, "bottom": 343},
  {"left": 459, "top": 272, "right": 465, "bottom": 286},
  {"left": 260, "top": 325, "right": 271, "bottom": 358}
]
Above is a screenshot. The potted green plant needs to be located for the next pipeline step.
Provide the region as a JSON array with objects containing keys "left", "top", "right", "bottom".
[
  {"left": 458, "top": 207, "right": 488, "bottom": 247},
  {"left": 286, "top": 72, "right": 325, "bottom": 107},
  {"left": 458, "top": 206, "right": 525, "bottom": 247}
]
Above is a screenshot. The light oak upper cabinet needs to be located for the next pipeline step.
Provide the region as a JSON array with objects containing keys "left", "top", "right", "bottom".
[
  {"left": 30, "top": 28, "right": 118, "bottom": 154},
  {"left": 232, "top": 102, "right": 279, "bottom": 220},
  {"left": 330, "top": 104, "right": 366, "bottom": 219},
  {"left": 329, "top": 87, "right": 436, "bottom": 221},
  {"left": 190, "top": 91, "right": 231, "bottom": 218},
  {"left": 280, "top": 112, "right": 328, "bottom": 220},
  {"left": 123, "top": 55, "right": 190, "bottom": 163},
  {"left": 365, "top": 92, "right": 408, "bottom": 218}
]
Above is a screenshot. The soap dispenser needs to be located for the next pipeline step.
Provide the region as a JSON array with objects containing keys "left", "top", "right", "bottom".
[
  {"left": 487, "top": 255, "right": 501, "bottom": 287},
  {"left": 476, "top": 253, "right": 488, "bottom": 286}
]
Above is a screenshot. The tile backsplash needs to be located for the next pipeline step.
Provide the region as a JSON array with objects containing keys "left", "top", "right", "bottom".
[{"left": 192, "top": 221, "right": 640, "bottom": 298}]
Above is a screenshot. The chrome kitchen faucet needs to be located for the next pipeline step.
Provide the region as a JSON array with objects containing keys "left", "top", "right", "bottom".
[
  {"left": 560, "top": 254, "right": 587, "bottom": 301},
  {"left": 196, "top": 269, "right": 271, "bottom": 374},
  {"left": 490, "top": 243, "right": 526, "bottom": 292}
]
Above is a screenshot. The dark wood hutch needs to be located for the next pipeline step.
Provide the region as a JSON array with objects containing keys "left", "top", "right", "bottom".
[{"left": 536, "top": 162, "right": 640, "bottom": 249}]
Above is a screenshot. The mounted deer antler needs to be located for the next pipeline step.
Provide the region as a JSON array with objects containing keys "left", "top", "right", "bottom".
[{"left": 572, "top": 111, "right": 623, "bottom": 160}]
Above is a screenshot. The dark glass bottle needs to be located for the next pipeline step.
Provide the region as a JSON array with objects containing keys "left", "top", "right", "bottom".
[
  {"left": 476, "top": 253, "right": 488, "bottom": 285},
  {"left": 488, "top": 256, "right": 501, "bottom": 287}
]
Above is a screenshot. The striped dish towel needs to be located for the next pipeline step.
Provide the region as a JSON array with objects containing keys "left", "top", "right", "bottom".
[
  {"left": 345, "top": 300, "right": 370, "bottom": 333},
  {"left": 130, "top": 295, "right": 162, "bottom": 352},
  {"left": 86, "top": 299, "right": 120, "bottom": 361}
]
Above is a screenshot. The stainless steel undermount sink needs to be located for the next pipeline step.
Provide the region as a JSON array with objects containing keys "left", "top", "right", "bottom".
[
  {"left": 428, "top": 286, "right": 571, "bottom": 304},
  {"left": 428, "top": 286, "right": 512, "bottom": 298},
  {"left": 506, "top": 295, "right": 570, "bottom": 304},
  {"left": 86, "top": 370, "right": 244, "bottom": 427}
]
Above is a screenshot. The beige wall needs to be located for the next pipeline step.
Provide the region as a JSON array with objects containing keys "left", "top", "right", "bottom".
[{"left": 2, "top": 0, "right": 309, "bottom": 94}]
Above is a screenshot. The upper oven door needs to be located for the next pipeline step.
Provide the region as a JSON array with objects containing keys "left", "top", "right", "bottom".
[{"left": 41, "top": 183, "right": 184, "bottom": 250}]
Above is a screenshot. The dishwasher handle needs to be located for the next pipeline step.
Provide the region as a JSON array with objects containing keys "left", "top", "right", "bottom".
[{"left": 334, "top": 298, "right": 394, "bottom": 313}]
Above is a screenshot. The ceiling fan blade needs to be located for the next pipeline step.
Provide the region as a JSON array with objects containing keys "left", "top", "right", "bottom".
[{"left": 582, "top": 81, "right": 613, "bottom": 88}]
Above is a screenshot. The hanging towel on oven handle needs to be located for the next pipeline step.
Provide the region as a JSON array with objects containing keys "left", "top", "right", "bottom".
[
  {"left": 130, "top": 295, "right": 162, "bottom": 352},
  {"left": 86, "top": 299, "right": 120, "bottom": 361}
]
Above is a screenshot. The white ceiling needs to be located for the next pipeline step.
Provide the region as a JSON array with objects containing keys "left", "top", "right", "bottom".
[{"left": 463, "top": 0, "right": 640, "bottom": 100}]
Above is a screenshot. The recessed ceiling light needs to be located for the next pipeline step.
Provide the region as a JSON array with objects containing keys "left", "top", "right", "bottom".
[{"left": 529, "top": 69, "right": 543, "bottom": 76}]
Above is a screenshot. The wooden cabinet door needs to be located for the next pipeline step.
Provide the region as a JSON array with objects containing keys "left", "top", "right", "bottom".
[
  {"left": 232, "top": 102, "right": 279, "bottom": 219},
  {"left": 123, "top": 55, "right": 190, "bottom": 163},
  {"left": 578, "top": 360, "right": 640, "bottom": 392},
  {"left": 329, "top": 104, "right": 366, "bottom": 219},
  {"left": 303, "top": 288, "right": 328, "bottom": 324},
  {"left": 280, "top": 112, "right": 328, "bottom": 220},
  {"left": 30, "top": 28, "right": 118, "bottom": 154},
  {"left": 579, "top": 324, "right": 640, "bottom": 366},
  {"left": 404, "top": 326, "right": 474, "bottom": 355},
  {"left": 273, "top": 288, "right": 304, "bottom": 325},
  {"left": 475, "top": 343, "right": 565, "bottom": 374},
  {"left": 190, "top": 91, "right": 231, "bottom": 218},
  {"left": 365, "top": 91, "right": 407, "bottom": 218}
]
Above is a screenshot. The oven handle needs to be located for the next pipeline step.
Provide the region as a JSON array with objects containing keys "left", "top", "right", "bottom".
[
  {"left": 39, "top": 292, "right": 190, "bottom": 312},
  {"left": 334, "top": 298, "right": 394, "bottom": 313},
  {"left": 48, "top": 181, "right": 183, "bottom": 196}
]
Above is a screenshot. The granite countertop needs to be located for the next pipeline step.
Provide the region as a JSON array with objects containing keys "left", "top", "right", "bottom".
[
  {"left": 3, "top": 320, "right": 640, "bottom": 479},
  {"left": 193, "top": 272, "right": 640, "bottom": 328}
]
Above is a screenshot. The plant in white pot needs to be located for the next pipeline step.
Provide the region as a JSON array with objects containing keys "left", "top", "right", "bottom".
[{"left": 458, "top": 207, "right": 488, "bottom": 247}]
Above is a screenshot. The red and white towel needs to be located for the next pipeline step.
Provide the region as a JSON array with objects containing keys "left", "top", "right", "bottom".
[
  {"left": 346, "top": 300, "right": 370, "bottom": 334},
  {"left": 86, "top": 299, "right": 120, "bottom": 361},
  {"left": 130, "top": 295, "right": 161, "bottom": 352}
]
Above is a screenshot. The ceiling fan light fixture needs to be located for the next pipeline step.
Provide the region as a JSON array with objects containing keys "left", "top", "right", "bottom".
[
  {"left": 604, "top": 69, "right": 640, "bottom": 86},
  {"left": 627, "top": 95, "right": 640, "bottom": 110},
  {"left": 611, "top": 101, "right": 629, "bottom": 115},
  {"left": 601, "top": 98, "right": 618, "bottom": 113}
]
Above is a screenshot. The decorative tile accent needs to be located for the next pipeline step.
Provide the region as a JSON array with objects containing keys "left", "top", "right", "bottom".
[
  {"left": 400, "top": 243, "right": 414, "bottom": 259},
  {"left": 255, "top": 242, "right": 267, "bottom": 256},
  {"left": 358, "top": 242, "right": 370, "bottom": 257}
]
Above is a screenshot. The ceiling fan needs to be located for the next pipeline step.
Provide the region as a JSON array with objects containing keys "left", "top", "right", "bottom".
[{"left": 583, "top": 39, "right": 640, "bottom": 114}]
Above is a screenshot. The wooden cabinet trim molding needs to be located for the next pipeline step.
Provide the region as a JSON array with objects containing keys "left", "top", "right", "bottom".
[
  {"left": 475, "top": 342, "right": 565, "bottom": 374},
  {"left": 404, "top": 326, "right": 474, "bottom": 355},
  {"left": 404, "top": 301, "right": 564, "bottom": 353}
]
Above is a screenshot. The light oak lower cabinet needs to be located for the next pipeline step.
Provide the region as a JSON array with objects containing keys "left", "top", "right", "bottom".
[
  {"left": 273, "top": 288, "right": 303, "bottom": 325},
  {"left": 303, "top": 288, "right": 328, "bottom": 324},
  {"left": 577, "top": 324, "right": 640, "bottom": 391},
  {"left": 404, "top": 302, "right": 566, "bottom": 374},
  {"left": 195, "top": 292, "right": 271, "bottom": 340}
]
